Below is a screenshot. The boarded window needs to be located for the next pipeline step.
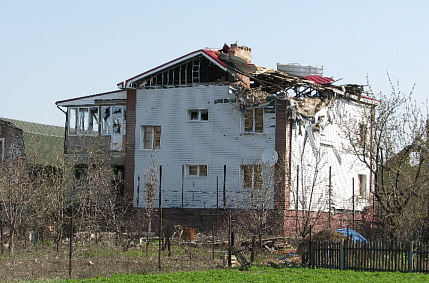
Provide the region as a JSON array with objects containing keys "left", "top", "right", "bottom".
[
  {"left": 242, "top": 164, "right": 262, "bottom": 188},
  {"left": 141, "top": 126, "right": 161, "bottom": 150},
  {"left": 244, "top": 108, "right": 263, "bottom": 133},
  {"left": 187, "top": 165, "right": 208, "bottom": 177}
]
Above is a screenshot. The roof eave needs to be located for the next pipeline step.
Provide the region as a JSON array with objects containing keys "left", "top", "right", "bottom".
[{"left": 55, "top": 90, "right": 126, "bottom": 106}]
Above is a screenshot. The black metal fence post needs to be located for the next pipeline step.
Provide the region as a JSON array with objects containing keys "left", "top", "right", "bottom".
[
  {"left": 340, "top": 239, "right": 344, "bottom": 270},
  {"left": 309, "top": 225, "right": 313, "bottom": 268},
  {"left": 408, "top": 241, "right": 413, "bottom": 273}
]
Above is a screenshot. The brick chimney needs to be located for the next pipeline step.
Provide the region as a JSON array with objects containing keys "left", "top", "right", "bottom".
[{"left": 228, "top": 43, "right": 252, "bottom": 64}]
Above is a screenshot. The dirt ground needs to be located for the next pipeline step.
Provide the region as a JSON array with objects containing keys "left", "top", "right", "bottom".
[{"left": 0, "top": 239, "right": 296, "bottom": 282}]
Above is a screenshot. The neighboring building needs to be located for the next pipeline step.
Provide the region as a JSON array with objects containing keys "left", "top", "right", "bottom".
[
  {"left": 0, "top": 118, "right": 64, "bottom": 167},
  {"left": 56, "top": 43, "right": 378, "bottom": 236}
]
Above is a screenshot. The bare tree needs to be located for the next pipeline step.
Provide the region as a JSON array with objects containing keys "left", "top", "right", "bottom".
[
  {"left": 143, "top": 151, "right": 158, "bottom": 255},
  {"left": 289, "top": 147, "right": 331, "bottom": 238},
  {"left": 31, "top": 159, "right": 68, "bottom": 252},
  {"left": 339, "top": 75, "right": 429, "bottom": 240},
  {"left": 235, "top": 156, "right": 281, "bottom": 246},
  {"left": 69, "top": 135, "right": 125, "bottom": 246},
  {"left": 0, "top": 153, "right": 38, "bottom": 256}
]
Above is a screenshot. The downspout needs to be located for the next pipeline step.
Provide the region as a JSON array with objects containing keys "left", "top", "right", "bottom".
[{"left": 56, "top": 105, "right": 67, "bottom": 154}]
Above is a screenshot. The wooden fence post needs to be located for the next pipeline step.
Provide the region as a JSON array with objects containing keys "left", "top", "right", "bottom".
[{"left": 408, "top": 241, "right": 413, "bottom": 273}]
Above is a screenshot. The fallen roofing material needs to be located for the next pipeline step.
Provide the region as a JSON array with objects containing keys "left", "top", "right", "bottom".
[
  {"left": 115, "top": 43, "right": 378, "bottom": 110},
  {"left": 304, "top": 75, "right": 334, "bottom": 85}
]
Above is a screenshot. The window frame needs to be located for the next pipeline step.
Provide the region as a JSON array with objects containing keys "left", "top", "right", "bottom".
[
  {"left": 358, "top": 123, "right": 367, "bottom": 146},
  {"left": 140, "top": 125, "right": 161, "bottom": 150},
  {"left": 186, "top": 164, "right": 208, "bottom": 178},
  {"left": 244, "top": 108, "right": 263, "bottom": 133},
  {"left": 187, "top": 109, "right": 209, "bottom": 122},
  {"left": 101, "top": 105, "right": 127, "bottom": 136},
  {"left": 241, "top": 164, "right": 263, "bottom": 189},
  {"left": 68, "top": 107, "right": 99, "bottom": 136}
]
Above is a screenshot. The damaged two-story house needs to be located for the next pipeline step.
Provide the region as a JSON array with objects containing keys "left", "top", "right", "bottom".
[{"left": 56, "top": 43, "right": 378, "bottom": 236}]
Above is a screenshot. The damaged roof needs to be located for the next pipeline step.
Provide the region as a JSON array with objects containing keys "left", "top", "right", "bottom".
[
  {"left": 57, "top": 43, "right": 378, "bottom": 114},
  {"left": 117, "top": 49, "right": 228, "bottom": 89}
]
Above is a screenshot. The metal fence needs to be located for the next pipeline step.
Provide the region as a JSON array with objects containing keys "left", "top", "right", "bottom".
[{"left": 303, "top": 240, "right": 429, "bottom": 273}]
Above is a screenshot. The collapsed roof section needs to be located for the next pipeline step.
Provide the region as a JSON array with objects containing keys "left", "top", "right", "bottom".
[{"left": 117, "top": 43, "right": 379, "bottom": 116}]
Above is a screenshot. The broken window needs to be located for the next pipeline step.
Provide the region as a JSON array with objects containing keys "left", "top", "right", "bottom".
[
  {"left": 244, "top": 108, "right": 263, "bottom": 133},
  {"left": 102, "top": 106, "right": 126, "bottom": 135},
  {"left": 74, "top": 164, "right": 88, "bottom": 188},
  {"left": 68, "top": 107, "right": 99, "bottom": 135},
  {"left": 358, "top": 174, "right": 367, "bottom": 197},
  {"left": 187, "top": 109, "right": 209, "bottom": 122},
  {"left": 186, "top": 164, "right": 208, "bottom": 177},
  {"left": 242, "top": 164, "right": 262, "bottom": 188},
  {"left": 141, "top": 126, "right": 161, "bottom": 150}
]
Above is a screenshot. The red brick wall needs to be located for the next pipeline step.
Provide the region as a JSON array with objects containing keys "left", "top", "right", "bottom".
[
  {"left": 228, "top": 44, "right": 252, "bottom": 64},
  {"left": 228, "top": 44, "right": 252, "bottom": 87},
  {"left": 274, "top": 99, "right": 291, "bottom": 212}
]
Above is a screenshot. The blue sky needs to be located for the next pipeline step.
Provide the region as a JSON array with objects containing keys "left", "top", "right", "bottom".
[{"left": 1, "top": 1, "right": 427, "bottom": 126}]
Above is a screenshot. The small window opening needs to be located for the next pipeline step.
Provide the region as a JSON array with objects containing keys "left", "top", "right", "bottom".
[
  {"left": 187, "top": 109, "right": 209, "bottom": 122},
  {"left": 187, "top": 164, "right": 208, "bottom": 177}
]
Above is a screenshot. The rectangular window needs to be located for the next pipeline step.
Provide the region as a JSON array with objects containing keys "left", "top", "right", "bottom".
[
  {"left": 358, "top": 174, "right": 367, "bottom": 197},
  {"left": 409, "top": 151, "right": 420, "bottom": 166},
  {"left": 102, "top": 106, "right": 126, "bottom": 135},
  {"left": 186, "top": 165, "right": 208, "bottom": 177},
  {"left": 242, "top": 165, "right": 262, "bottom": 188},
  {"left": 68, "top": 107, "right": 99, "bottom": 135},
  {"left": 359, "top": 123, "right": 367, "bottom": 146},
  {"left": 187, "top": 109, "right": 209, "bottom": 121},
  {"left": 141, "top": 126, "right": 161, "bottom": 150},
  {"left": 244, "top": 108, "right": 263, "bottom": 133}
]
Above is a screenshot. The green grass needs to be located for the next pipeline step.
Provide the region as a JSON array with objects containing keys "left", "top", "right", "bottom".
[{"left": 38, "top": 266, "right": 429, "bottom": 283}]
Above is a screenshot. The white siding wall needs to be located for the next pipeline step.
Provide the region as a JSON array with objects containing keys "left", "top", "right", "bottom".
[
  {"left": 289, "top": 98, "right": 371, "bottom": 212},
  {"left": 134, "top": 85, "right": 276, "bottom": 208}
]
